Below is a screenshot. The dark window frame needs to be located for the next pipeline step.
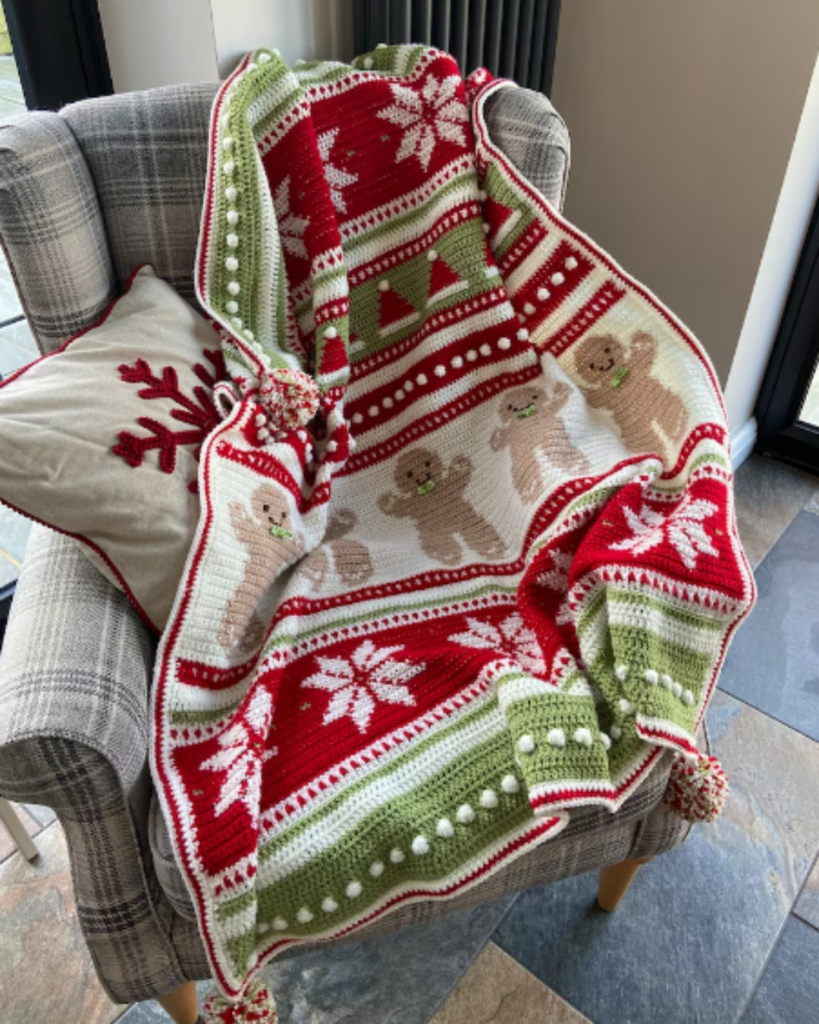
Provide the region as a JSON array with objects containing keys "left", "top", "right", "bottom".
[
  {"left": 755, "top": 196, "right": 819, "bottom": 476},
  {"left": 4, "top": 0, "right": 112, "bottom": 111}
]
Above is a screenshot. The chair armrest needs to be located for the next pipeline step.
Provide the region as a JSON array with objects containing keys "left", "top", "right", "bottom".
[
  {"left": 484, "top": 86, "right": 570, "bottom": 213},
  {"left": 0, "top": 111, "right": 115, "bottom": 352},
  {"left": 0, "top": 524, "right": 154, "bottom": 799}
]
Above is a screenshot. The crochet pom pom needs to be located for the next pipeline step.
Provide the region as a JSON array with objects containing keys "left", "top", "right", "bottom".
[
  {"left": 258, "top": 367, "right": 320, "bottom": 431},
  {"left": 664, "top": 753, "right": 729, "bottom": 823},
  {"left": 203, "top": 977, "right": 278, "bottom": 1023}
]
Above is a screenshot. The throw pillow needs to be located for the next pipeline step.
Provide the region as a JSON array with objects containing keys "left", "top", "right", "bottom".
[{"left": 0, "top": 265, "right": 225, "bottom": 632}]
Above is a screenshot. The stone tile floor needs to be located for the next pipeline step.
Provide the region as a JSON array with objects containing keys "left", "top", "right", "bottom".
[
  {"left": 0, "top": 453, "right": 818, "bottom": 1024},
  {"left": 0, "top": 54, "right": 26, "bottom": 126}
]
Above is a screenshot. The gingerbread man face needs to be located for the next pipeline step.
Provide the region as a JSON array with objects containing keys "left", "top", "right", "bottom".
[
  {"left": 575, "top": 335, "right": 628, "bottom": 387},
  {"left": 394, "top": 448, "right": 444, "bottom": 497},
  {"left": 499, "top": 387, "right": 547, "bottom": 425},
  {"left": 252, "top": 485, "right": 295, "bottom": 540}
]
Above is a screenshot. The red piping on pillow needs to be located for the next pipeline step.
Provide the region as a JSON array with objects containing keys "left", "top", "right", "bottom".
[{"left": 0, "top": 264, "right": 163, "bottom": 636}]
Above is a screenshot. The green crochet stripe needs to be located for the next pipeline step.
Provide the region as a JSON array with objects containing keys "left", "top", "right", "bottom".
[
  {"left": 254, "top": 693, "right": 503, "bottom": 876},
  {"left": 262, "top": 583, "right": 519, "bottom": 655},
  {"left": 169, "top": 707, "right": 233, "bottom": 726},
  {"left": 350, "top": 219, "right": 502, "bottom": 355},
  {"left": 481, "top": 164, "right": 538, "bottom": 259},
  {"left": 343, "top": 171, "right": 477, "bottom": 255},
  {"left": 207, "top": 54, "right": 297, "bottom": 372}
]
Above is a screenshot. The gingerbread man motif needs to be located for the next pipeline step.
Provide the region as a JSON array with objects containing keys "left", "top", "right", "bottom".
[
  {"left": 573, "top": 331, "right": 688, "bottom": 459},
  {"left": 378, "top": 448, "right": 505, "bottom": 566},
  {"left": 490, "top": 383, "right": 590, "bottom": 502},
  {"left": 218, "top": 483, "right": 306, "bottom": 659},
  {"left": 301, "top": 508, "right": 374, "bottom": 590}
]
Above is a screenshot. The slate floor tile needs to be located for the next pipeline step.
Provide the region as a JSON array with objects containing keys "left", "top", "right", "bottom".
[
  {"left": 793, "top": 857, "right": 819, "bottom": 931},
  {"left": 741, "top": 916, "right": 819, "bottom": 1024},
  {"left": 0, "top": 821, "right": 126, "bottom": 1024},
  {"left": 119, "top": 899, "right": 513, "bottom": 1024},
  {"left": 718, "top": 511, "right": 819, "bottom": 741},
  {"left": 732, "top": 455, "right": 819, "bottom": 570},
  {"left": 430, "top": 941, "right": 592, "bottom": 1023},
  {"left": 492, "top": 692, "right": 819, "bottom": 1024}
]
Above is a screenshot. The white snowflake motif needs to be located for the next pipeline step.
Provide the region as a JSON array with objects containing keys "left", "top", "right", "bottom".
[
  {"left": 302, "top": 640, "right": 422, "bottom": 734},
  {"left": 199, "top": 687, "right": 275, "bottom": 818},
  {"left": 449, "top": 612, "right": 546, "bottom": 676},
  {"left": 610, "top": 497, "right": 720, "bottom": 571},
  {"left": 273, "top": 176, "right": 310, "bottom": 259},
  {"left": 316, "top": 128, "right": 358, "bottom": 214},
  {"left": 377, "top": 73, "right": 468, "bottom": 172},
  {"left": 536, "top": 549, "right": 573, "bottom": 626}
]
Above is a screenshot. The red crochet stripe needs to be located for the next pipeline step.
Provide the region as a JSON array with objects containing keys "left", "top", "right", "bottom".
[
  {"left": 341, "top": 362, "right": 542, "bottom": 475},
  {"left": 541, "top": 280, "right": 626, "bottom": 359}
]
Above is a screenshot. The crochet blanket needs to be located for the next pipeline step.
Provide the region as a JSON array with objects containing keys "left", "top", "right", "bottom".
[{"left": 152, "top": 45, "right": 755, "bottom": 998}]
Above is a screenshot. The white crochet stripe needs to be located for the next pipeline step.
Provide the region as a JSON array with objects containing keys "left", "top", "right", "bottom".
[
  {"left": 219, "top": 899, "right": 258, "bottom": 942},
  {"left": 263, "top": 588, "right": 520, "bottom": 671},
  {"left": 247, "top": 71, "right": 302, "bottom": 132},
  {"left": 527, "top": 742, "right": 662, "bottom": 813},
  {"left": 427, "top": 279, "right": 470, "bottom": 306},
  {"left": 379, "top": 311, "right": 421, "bottom": 338},
  {"left": 494, "top": 674, "right": 565, "bottom": 707},
  {"left": 254, "top": 689, "right": 504, "bottom": 888},
  {"left": 531, "top": 266, "right": 614, "bottom": 349},
  {"left": 489, "top": 208, "right": 522, "bottom": 250},
  {"left": 351, "top": 303, "right": 525, "bottom": 397},
  {"left": 252, "top": 143, "right": 282, "bottom": 351},
  {"left": 635, "top": 714, "right": 697, "bottom": 754},
  {"left": 340, "top": 156, "right": 476, "bottom": 249},
  {"left": 254, "top": 812, "right": 566, "bottom": 959},
  {"left": 349, "top": 347, "right": 536, "bottom": 450},
  {"left": 343, "top": 175, "right": 479, "bottom": 271}
]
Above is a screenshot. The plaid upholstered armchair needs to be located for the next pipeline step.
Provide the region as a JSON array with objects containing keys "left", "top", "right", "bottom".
[{"left": 0, "top": 82, "right": 691, "bottom": 1022}]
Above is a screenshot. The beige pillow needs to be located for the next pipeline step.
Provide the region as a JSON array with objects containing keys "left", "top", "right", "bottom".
[{"left": 0, "top": 266, "right": 225, "bottom": 631}]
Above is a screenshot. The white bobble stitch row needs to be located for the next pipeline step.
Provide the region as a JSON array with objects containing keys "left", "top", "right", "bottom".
[
  {"left": 547, "top": 728, "right": 566, "bottom": 748},
  {"left": 428, "top": 249, "right": 438, "bottom": 261},
  {"left": 364, "top": 57, "right": 374, "bottom": 69},
  {"left": 619, "top": 698, "right": 635, "bottom": 714},
  {"left": 324, "top": 325, "right": 338, "bottom": 339},
  {"left": 565, "top": 256, "right": 578, "bottom": 270},
  {"left": 523, "top": 302, "right": 536, "bottom": 315},
  {"left": 436, "top": 818, "right": 455, "bottom": 838},
  {"left": 466, "top": 349, "right": 477, "bottom": 362},
  {"left": 518, "top": 734, "right": 536, "bottom": 754},
  {"left": 479, "top": 343, "right": 491, "bottom": 357},
  {"left": 412, "top": 836, "right": 429, "bottom": 856},
  {"left": 223, "top": 160, "right": 235, "bottom": 176},
  {"left": 615, "top": 664, "right": 629, "bottom": 681},
  {"left": 222, "top": 136, "right": 235, "bottom": 151},
  {"left": 383, "top": 396, "right": 394, "bottom": 410},
  {"left": 682, "top": 690, "right": 695, "bottom": 706},
  {"left": 644, "top": 668, "right": 659, "bottom": 685},
  {"left": 672, "top": 681, "right": 683, "bottom": 699},
  {"left": 259, "top": 52, "right": 272, "bottom": 64},
  {"left": 296, "top": 907, "right": 313, "bottom": 923},
  {"left": 226, "top": 209, "right": 239, "bottom": 226},
  {"left": 498, "top": 336, "right": 511, "bottom": 350},
  {"left": 551, "top": 271, "right": 565, "bottom": 286},
  {"left": 517, "top": 328, "right": 529, "bottom": 341},
  {"left": 480, "top": 789, "right": 498, "bottom": 809},
  {"left": 601, "top": 733, "right": 612, "bottom": 751},
  {"left": 227, "top": 280, "right": 240, "bottom": 296},
  {"left": 390, "top": 848, "right": 405, "bottom": 864},
  {"left": 501, "top": 774, "right": 519, "bottom": 794},
  {"left": 346, "top": 880, "right": 362, "bottom": 899},
  {"left": 272, "top": 916, "right": 288, "bottom": 931},
  {"left": 610, "top": 725, "right": 623, "bottom": 741},
  {"left": 574, "top": 727, "right": 593, "bottom": 748},
  {"left": 434, "top": 364, "right": 446, "bottom": 377},
  {"left": 416, "top": 373, "right": 427, "bottom": 386},
  {"left": 456, "top": 804, "right": 476, "bottom": 824},
  {"left": 537, "top": 287, "right": 550, "bottom": 301},
  {"left": 370, "top": 861, "right": 385, "bottom": 877},
  {"left": 226, "top": 232, "right": 239, "bottom": 248},
  {"left": 321, "top": 897, "right": 337, "bottom": 913},
  {"left": 378, "top": 279, "right": 390, "bottom": 292},
  {"left": 451, "top": 355, "right": 464, "bottom": 369},
  {"left": 226, "top": 300, "right": 239, "bottom": 314},
  {"left": 225, "top": 185, "right": 237, "bottom": 201},
  {"left": 225, "top": 256, "right": 239, "bottom": 272}
]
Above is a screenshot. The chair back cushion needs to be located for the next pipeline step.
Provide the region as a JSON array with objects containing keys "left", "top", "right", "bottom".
[{"left": 61, "top": 83, "right": 219, "bottom": 306}]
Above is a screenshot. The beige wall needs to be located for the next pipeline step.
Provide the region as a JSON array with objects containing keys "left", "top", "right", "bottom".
[{"left": 552, "top": 1, "right": 819, "bottom": 383}]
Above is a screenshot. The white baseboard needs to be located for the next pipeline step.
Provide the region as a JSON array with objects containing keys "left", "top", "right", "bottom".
[{"left": 731, "top": 417, "right": 757, "bottom": 470}]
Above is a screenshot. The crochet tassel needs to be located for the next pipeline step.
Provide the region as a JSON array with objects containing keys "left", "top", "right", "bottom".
[
  {"left": 664, "top": 753, "right": 729, "bottom": 823},
  {"left": 203, "top": 978, "right": 278, "bottom": 1023}
]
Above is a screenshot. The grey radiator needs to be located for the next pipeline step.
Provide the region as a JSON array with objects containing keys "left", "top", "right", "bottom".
[{"left": 352, "top": 0, "right": 561, "bottom": 95}]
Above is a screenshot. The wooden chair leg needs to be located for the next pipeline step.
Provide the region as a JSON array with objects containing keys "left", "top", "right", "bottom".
[
  {"left": 155, "top": 980, "right": 200, "bottom": 1024},
  {"left": 597, "top": 856, "right": 653, "bottom": 912}
]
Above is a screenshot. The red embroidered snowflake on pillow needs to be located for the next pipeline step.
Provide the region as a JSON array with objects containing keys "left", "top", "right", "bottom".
[{"left": 112, "top": 349, "right": 226, "bottom": 491}]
